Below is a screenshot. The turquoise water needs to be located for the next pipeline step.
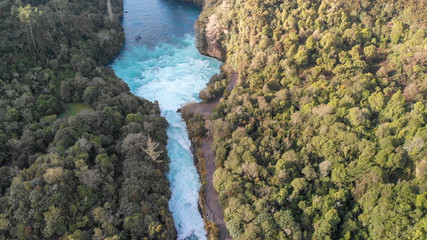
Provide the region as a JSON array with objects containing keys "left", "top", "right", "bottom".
[{"left": 111, "top": 0, "right": 221, "bottom": 239}]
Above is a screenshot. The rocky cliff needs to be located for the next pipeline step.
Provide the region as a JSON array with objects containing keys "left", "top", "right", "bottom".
[
  {"left": 191, "top": 0, "right": 227, "bottom": 61},
  {"left": 195, "top": 14, "right": 226, "bottom": 61}
]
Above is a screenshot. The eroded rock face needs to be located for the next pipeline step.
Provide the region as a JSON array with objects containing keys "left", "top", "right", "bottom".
[
  {"left": 196, "top": 13, "right": 226, "bottom": 61},
  {"left": 183, "top": 0, "right": 226, "bottom": 61}
]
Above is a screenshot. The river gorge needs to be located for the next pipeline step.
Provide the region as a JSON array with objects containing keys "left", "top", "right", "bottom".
[{"left": 111, "top": 0, "right": 220, "bottom": 239}]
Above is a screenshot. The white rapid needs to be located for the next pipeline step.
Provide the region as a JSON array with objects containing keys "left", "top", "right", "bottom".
[{"left": 111, "top": 1, "right": 221, "bottom": 239}]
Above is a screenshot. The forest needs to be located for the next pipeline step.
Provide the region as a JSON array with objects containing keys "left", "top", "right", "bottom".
[
  {"left": 190, "top": 0, "right": 427, "bottom": 239},
  {"left": 1, "top": 0, "right": 426, "bottom": 239},
  {"left": 0, "top": 0, "right": 176, "bottom": 239}
]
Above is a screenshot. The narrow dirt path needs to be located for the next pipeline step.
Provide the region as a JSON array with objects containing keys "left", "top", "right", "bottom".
[
  {"left": 202, "top": 137, "right": 230, "bottom": 240},
  {"left": 184, "top": 70, "right": 238, "bottom": 240}
]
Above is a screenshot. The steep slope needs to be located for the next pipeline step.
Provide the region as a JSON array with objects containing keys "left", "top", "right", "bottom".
[{"left": 192, "top": 0, "right": 426, "bottom": 239}]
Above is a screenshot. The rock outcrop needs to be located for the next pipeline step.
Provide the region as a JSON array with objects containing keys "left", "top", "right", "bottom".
[
  {"left": 195, "top": 13, "right": 226, "bottom": 61},
  {"left": 181, "top": 0, "right": 227, "bottom": 61}
]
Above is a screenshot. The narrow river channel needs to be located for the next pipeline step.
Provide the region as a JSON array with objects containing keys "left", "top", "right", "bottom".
[{"left": 111, "top": 0, "right": 221, "bottom": 239}]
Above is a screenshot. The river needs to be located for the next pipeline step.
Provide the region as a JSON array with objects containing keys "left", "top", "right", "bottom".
[{"left": 110, "top": 0, "right": 221, "bottom": 239}]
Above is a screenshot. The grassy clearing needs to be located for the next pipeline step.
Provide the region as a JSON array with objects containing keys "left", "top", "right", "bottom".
[
  {"left": 97, "top": 28, "right": 110, "bottom": 41},
  {"left": 59, "top": 103, "right": 93, "bottom": 119}
]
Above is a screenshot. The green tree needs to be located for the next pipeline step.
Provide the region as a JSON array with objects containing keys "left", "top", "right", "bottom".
[{"left": 15, "top": 4, "right": 42, "bottom": 57}]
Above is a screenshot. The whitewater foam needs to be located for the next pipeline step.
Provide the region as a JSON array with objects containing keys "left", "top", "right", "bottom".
[{"left": 112, "top": 29, "right": 220, "bottom": 239}]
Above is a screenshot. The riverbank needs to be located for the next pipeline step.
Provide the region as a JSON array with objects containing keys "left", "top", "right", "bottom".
[
  {"left": 182, "top": 67, "right": 238, "bottom": 240},
  {"left": 111, "top": 1, "right": 222, "bottom": 238}
]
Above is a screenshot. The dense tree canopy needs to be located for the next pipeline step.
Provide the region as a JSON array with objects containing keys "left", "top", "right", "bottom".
[
  {"left": 194, "top": 0, "right": 426, "bottom": 239},
  {"left": 0, "top": 0, "right": 175, "bottom": 239}
]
